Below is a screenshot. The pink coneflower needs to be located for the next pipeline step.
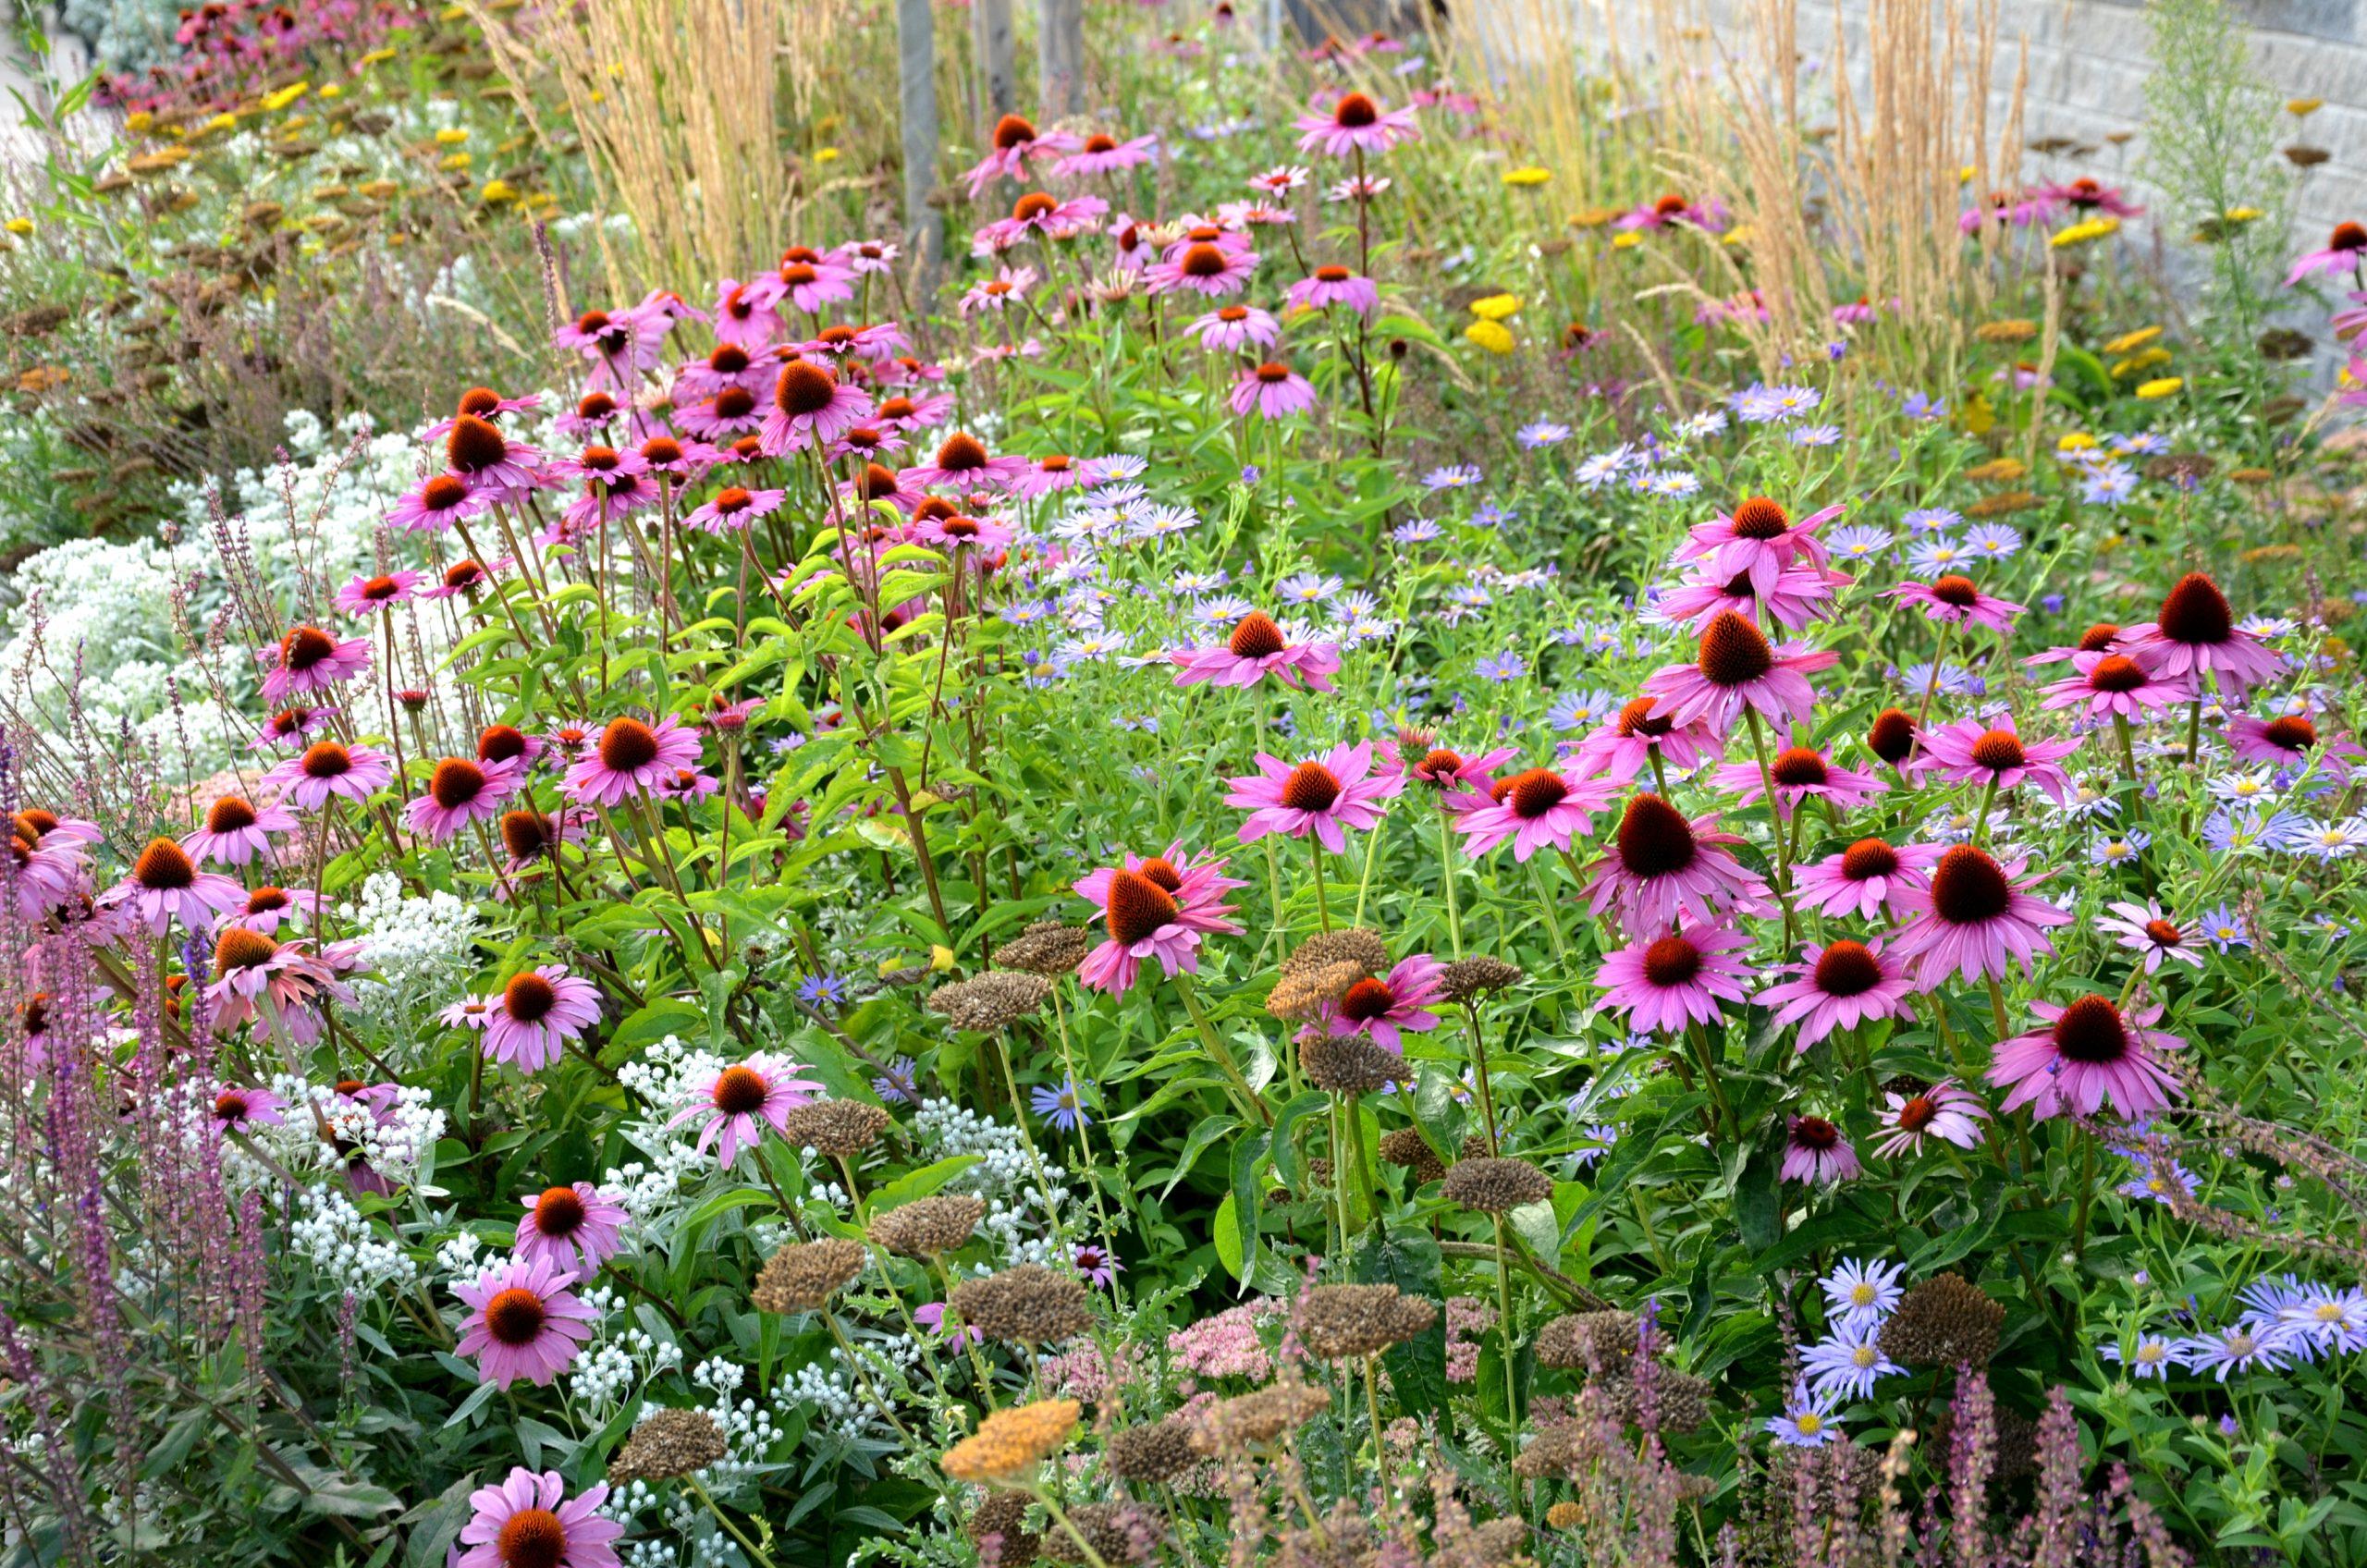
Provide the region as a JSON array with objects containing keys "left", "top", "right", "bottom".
[
  {"left": 1145, "top": 240, "right": 1260, "bottom": 298},
  {"left": 2024, "top": 621, "right": 2126, "bottom": 668},
  {"left": 974, "top": 191, "right": 1110, "bottom": 252},
  {"left": 181, "top": 793, "right": 298, "bottom": 866},
  {"left": 96, "top": 839, "right": 248, "bottom": 934},
  {"left": 453, "top": 1256, "right": 596, "bottom": 1389},
  {"left": 2116, "top": 572, "right": 2283, "bottom": 695},
  {"left": 872, "top": 388, "right": 955, "bottom": 428},
  {"left": 1885, "top": 573, "right": 2025, "bottom": 634},
  {"left": 218, "top": 883, "right": 315, "bottom": 936},
  {"left": 556, "top": 390, "right": 624, "bottom": 442},
  {"left": 422, "top": 557, "right": 504, "bottom": 601},
  {"left": 498, "top": 808, "right": 588, "bottom": 876},
  {"left": 560, "top": 717, "right": 702, "bottom": 807},
  {"left": 404, "top": 757, "right": 522, "bottom": 844},
  {"left": 1958, "top": 188, "right": 2060, "bottom": 233},
  {"left": 1568, "top": 696, "right": 1724, "bottom": 784},
  {"left": 761, "top": 246, "right": 859, "bottom": 314},
  {"left": 205, "top": 928, "right": 342, "bottom": 1042},
  {"left": 675, "top": 340, "right": 774, "bottom": 402},
  {"left": 1676, "top": 497, "right": 1840, "bottom": 594},
  {"left": 1318, "top": 953, "right": 1444, "bottom": 1052},
  {"left": 1593, "top": 922, "right": 1755, "bottom": 1034},
  {"left": 1906, "top": 717, "right": 2083, "bottom": 802},
  {"left": 710, "top": 277, "right": 783, "bottom": 347},
  {"left": 260, "top": 624, "right": 373, "bottom": 703},
  {"left": 2045, "top": 177, "right": 2143, "bottom": 217},
  {"left": 1075, "top": 843, "right": 1245, "bottom": 935},
  {"left": 1229, "top": 361, "right": 1318, "bottom": 420},
  {"left": 1757, "top": 938, "right": 1916, "bottom": 1048},
  {"left": 513, "top": 1182, "right": 628, "bottom": 1273},
  {"left": 4, "top": 835, "right": 85, "bottom": 919},
  {"left": 454, "top": 1467, "right": 621, "bottom": 1568},
  {"left": 2286, "top": 221, "right": 2367, "bottom": 286},
  {"left": 1657, "top": 558, "right": 1846, "bottom": 632},
  {"left": 2227, "top": 709, "right": 2357, "bottom": 773},
  {"left": 480, "top": 966, "right": 601, "bottom": 1072},
  {"left": 1889, "top": 844, "right": 2071, "bottom": 986},
  {"left": 1404, "top": 741, "right": 1517, "bottom": 802},
  {"left": 677, "top": 386, "right": 766, "bottom": 442},
  {"left": 1583, "top": 793, "right": 1771, "bottom": 929},
  {"left": 1293, "top": 91, "right": 1420, "bottom": 156},
  {"left": 425, "top": 386, "right": 543, "bottom": 439},
  {"left": 759, "top": 360, "right": 874, "bottom": 456},
  {"left": 331, "top": 570, "right": 423, "bottom": 618},
  {"left": 552, "top": 306, "right": 667, "bottom": 390},
  {"left": 441, "top": 995, "right": 496, "bottom": 1031},
  {"left": 682, "top": 484, "right": 786, "bottom": 535},
  {"left": 1793, "top": 837, "right": 1942, "bottom": 920},
  {"left": 209, "top": 1083, "right": 287, "bottom": 1130},
  {"left": 251, "top": 705, "right": 338, "bottom": 751},
  {"left": 558, "top": 444, "right": 658, "bottom": 527},
  {"left": 1990, "top": 995, "right": 2185, "bottom": 1121},
  {"left": 1170, "top": 611, "right": 1342, "bottom": 692},
  {"left": 390, "top": 468, "right": 494, "bottom": 533},
  {"left": 261, "top": 741, "right": 394, "bottom": 810},
  {"left": 668, "top": 1054, "right": 822, "bottom": 1165},
  {"left": 1054, "top": 129, "right": 1159, "bottom": 178},
  {"left": 1711, "top": 739, "right": 1887, "bottom": 819},
  {"left": 1285, "top": 264, "right": 1380, "bottom": 317},
  {"left": 1870, "top": 1080, "right": 1988, "bottom": 1157},
  {"left": 914, "top": 511, "right": 1013, "bottom": 554},
  {"left": 444, "top": 413, "right": 549, "bottom": 503},
  {"left": 965, "top": 114, "right": 1085, "bottom": 196},
  {"left": 2039, "top": 650, "right": 2191, "bottom": 721},
  {"left": 1006, "top": 453, "right": 1095, "bottom": 501},
  {"left": 900, "top": 431, "right": 1032, "bottom": 492},
  {"left": 1780, "top": 1116, "right": 1860, "bottom": 1184},
  {"left": 2096, "top": 900, "right": 2206, "bottom": 973},
  {"left": 1226, "top": 741, "right": 1404, "bottom": 852},
  {"left": 1453, "top": 765, "right": 1617, "bottom": 862},
  {"left": 1615, "top": 192, "right": 1729, "bottom": 232},
  {"left": 1641, "top": 611, "right": 1836, "bottom": 737},
  {"left": 1188, "top": 303, "right": 1281, "bottom": 351},
  {"left": 960, "top": 265, "right": 1038, "bottom": 316},
  {"left": 1077, "top": 866, "right": 1208, "bottom": 993}
]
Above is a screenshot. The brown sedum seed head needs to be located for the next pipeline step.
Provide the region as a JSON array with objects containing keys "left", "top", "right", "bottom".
[
  {"left": 929, "top": 971, "right": 1054, "bottom": 1032},
  {"left": 1103, "top": 1415, "right": 1196, "bottom": 1482},
  {"left": 993, "top": 921, "right": 1093, "bottom": 975},
  {"left": 1301, "top": 1032, "right": 1406, "bottom": 1095},
  {"left": 1282, "top": 926, "right": 1390, "bottom": 981},
  {"left": 1187, "top": 1379, "right": 1332, "bottom": 1455},
  {"left": 1377, "top": 1126, "right": 1447, "bottom": 1184},
  {"left": 967, "top": 1493, "right": 1040, "bottom": 1567},
  {"left": 1441, "top": 1156, "right": 1553, "bottom": 1214},
  {"left": 776, "top": 1098, "right": 891, "bottom": 1158},
  {"left": 1266, "top": 960, "right": 1369, "bottom": 1022},
  {"left": 866, "top": 1194, "right": 986, "bottom": 1258},
  {"left": 1295, "top": 1282, "right": 1438, "bottom": 1360},
  {"left": 1535, "top": 1310, "right": 1644, "bottom": 1372},
  {"left": 1437, "top": 955, "right": 1524, "bottom": 1003},
  {"left": 951, "top": 1264, "right": 1093, "bottom": 1345},
  {"left": 1878, "top": 1272, "right": 2005, "bottom": 1368},
  {"left": 752, "top": 1238, "right": 867, "bottom": 1313},
  {"left": 1041, "top": 1500, "right": 1165, "bottom": 1565},
  {"left": 607, "top": 1407, "right": 727, "bottom": 1484},
  {"left": 944, "top": 1398, "right": 1081, "bottom": 1484}
]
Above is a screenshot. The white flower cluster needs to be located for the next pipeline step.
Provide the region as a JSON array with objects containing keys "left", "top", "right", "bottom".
[
  {"left": 434, "top": 1229, "right": 488, "bottom": 1280},
  {"left": 242, "top": 1073, "right": 448, "bottom": 1193},
  {"left": 911, "top": 1096, "right": 1077, "bottom": 1268},
  {"left": 338, "top": 872, "right": 484, "bottom": 1032},
  {"left": 566, "top": 1285, "right": 684, "bottom": 1415},
  {"left": 600, "top": 1149, "right": 705, "bottom": 1233},
  {"left": 287, "top": 1186, "right": 417, "bottom": 1294}
]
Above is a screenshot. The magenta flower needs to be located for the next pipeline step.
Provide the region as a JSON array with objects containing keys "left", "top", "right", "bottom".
[
  {"left": 1583, "top": 793, "right": 1771, "bottom": 930},
  {"left": 205, "top": 929, "right": 346, "bottom": 1042},
  {"left": 674, "top": 340, "right": 775, "bottom": 402},
  {"left": 209, "top": 1083, "right": 288, "bottom": 1130},
  {"left": 759, "top": 361, "right": 874, "bottom": 457},
  {"left": 757, "top": 247, "right": 859, "bottom": 314},
  {"left": 261, "top": 741, "right": 393, "bottom": 811},
  {"left": 2038, "top": 650, "right": 2191, "bottom": 721},
  {"left": 710, "top": 276, "right": 784, "bottom": 348},
  {"left": 1074, "top": 843, "right": 1245, "bottom": 935},
  {"left": 1884, "top": 573, "right": 2024, "bottom": 634},
  {"left": 1076, "top": 861, "right": 1233, "bottom": 994},
  {"left": 514, "top": 1182, "right": 629, "bottom": 1273},
  {"left": 1906, "top": 718, "right": 2083, "bottom": 803},
  {"left": 1285, "top": 265, "right": 1380, "bottom": 317},
  {"left": 1568, "top": 696, "right": 1724, "bottom": 784},
  {"left": 1226, "top": 741, "right": 1404, "bottom": 852},
  {"left": 2096, "top": 900, "right": 2206, "bottom": 973},
  {"left": 1293, "top": 91, "right": 1419, "bottom": 157},
  {"left": 260, "top": 625, "right": 372, "bottom": 703},
  {"left": 963, "top": 114, "right": 1085, "bottom": 196},
  {"left": 1658, "top": 558, "right": 1846, "bottom": 632},
  {"left": 1989, "top": 995, "right": 2185, "bottom": 1121},
  {"left": 1229, "top": 361, "right": 1318, "bottom": 420},
  {"left": 1053, "top": 129, "right": 1159, "bottom": 178},
  {"left": 1404, "top": 741, "right": 1517, "bottom": 802},
  {"left": 560, "top": 716, "right": 702, "bottom": 807},
  {"left": 95, "top": 839, "right": 248, "bottom": 934},
  {"left": 899, "top": 431, "right": 1032, "bottom": 492},
  {"left": 181, "top": 793, "right": 299, "bottom": 866},
  {"left": 1171, "top": 611, "right": 1342, "bottom": 692},
  {"left": 1780, "top": 1116, "right": 1860, "bottom": 1184},
  {"left": 1641, "top": 611, "right": 1836, "bottom": 738},
  {"left": 2227, "top": 709, "right": 2360, "bottom": 774},
  {"left": 1453, "top": 766, "right": 1617, "bottom": 862},
  {"left": 452, "top": 1256, "right": 596, "bottom": 1389},
  {"left": 1675, "top": 497, "right": 1841, "bottom": 595},
  {"left": 1005, "top": 453, "right": 1095, "bottom": 501},
  {"left": 668, "top": 1054, "right": 822, "bottom": 1166},
  {"left": 405, "top": 757, "right": 523, "bottom": 844},
  {"left": 1316, "top": 953, "right": 1444, "bottom": 1052},
  {"left": 683, "top": 484, "right": 787, "bottom": 535},
  {"left": 1756, "top": 938, "right": 1916, "bottom": 1049},
  {"left": 388, "top": 472, "right": 491, "bottom": 533},
  {"left": 973, "top": 191, "right": 1110, "bottom": 252},
  {"left": 454, "top": 1467, "right": 621, "bottom": 1568},
  {"left": 2116, "top": 572, "right": 2284, "bottom": 695},
  {"left": 1888, "top": 845, "right": 2072, "bottom": 986},
  {"left": 1187, "top": 303, "right": 1280, "bottom": 351},
  {"left": 552, "top": 304, "right": 667, "bottom": 390},
  {"left": 1870, "top": 1080, "right": 1989, "bottom": 1158},
  {"left": 1793, "top": 837, "right": 1942, "bottom": 920},
  {"left": 1593, "top": 922, "right": 1755, "bottom": 1034},
  {"left": 914, "top": 512, "right": 1014, "bottom": 553},
  {"left": 1710, "top": 739, "right": 1887, "bottom": 819},
  {"left": 333, "top": 570, "right": 424, "bottom": 618},
  {"left": 1145, "top": 240, "right": 1259, "bottom": 297},
  {"left": 484, "top": 965, "right": 602, "bottom": 1072},
  {"left": 2286, "top": 220, "right": 2367, "bottom": 286}
]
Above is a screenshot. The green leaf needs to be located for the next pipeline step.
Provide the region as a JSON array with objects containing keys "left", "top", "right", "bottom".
[
  {"left": 867, "top": 1155, "right": 983, "bottom": 1213},
  {"left": 1351, "top": 1226, "right": 1449, "bottom": 1416},
  {"left": 1212, "top": 1192, "right": 1244, "bottom": 1280}
]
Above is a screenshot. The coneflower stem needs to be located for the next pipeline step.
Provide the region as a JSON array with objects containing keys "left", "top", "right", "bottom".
[
  {"left": 1912, "top": 621, "right": 1957, "bottom": 739},
  {"left": 1171, "top": 973, "right": 1271, "bottom": 1127},
  {"left": 1985, "top": 974, "right": 2011, "bottom": 1044},
  {"left": 1743, "top": 708, "right": 1798, "bottom": 947},
  {"left": 1490, "top": 1214, "right": 1524, "bottom": 1514},
  {"left": 1362, "top": 1353, "right": 1388, "bottom": 1491},
  {"left": 1351, "top": 807, "right": 1385, "bottom": 927},
  {"left": 1461, "top": 1000, "right": 1499, "bottom": 1155},
  {"left": 1307, "top": 836, "right": 1331, "bottom": 931},
  {"left": 684, "top": 1476, "right": 781, "bottom": 1568},
  {"left": 1435, "top": 810, "right": 1466, "bottom": 959},
  {"left": 2070, "top": 1128, "right": 2098, "bottom": 1260}
]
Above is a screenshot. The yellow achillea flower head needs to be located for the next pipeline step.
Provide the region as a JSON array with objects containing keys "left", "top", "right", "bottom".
[
  {"left": 944, "top": 1399, "right": 1080, "bottom": 1485},
  {"left": 2, "top": 217, "right": 31, "bottom": 237},
  {"left": 1610, "top": 231, "right": 1642, "bottom": 250},
  {"left": 1502, "top": 165, "right": 1551, "bottom": 187},
  {"left": 480, "top": 179, "right": 518, "bottom": 203},
  {"left": 2111, "top": 347, "right": 2174, "bottom": 378},
  {"left": 435, "top": 127, "right": 471, "bottom": 145},
  {"left": 1467, "top": 294, "right": 1519, "bottom": 321},
  {"left": 2050, "top": 216, "right": 2119, "bottom": 248},
  {"left": 1464, "top": 319, "right": 1515, "bottom": 355},
  {"left": 2136, "top": 376, "right": 2183, "bottom": 399},
  {"left": 1567, "top": 207, "right": 1617, "bottom": 228},
  {"left": 440, "top": 152, "right": 473, "bottom": 171},
  {"left": 2055, "top": 432, "right": 2097, "bottom": 455},
  {"left": 261, "top": 81, "right": 310, "bottom": 112},
  {"left": 2288, "top": 97, "right": 2324, "bottom": 116},
  {"left": 2102, "top": 325, "right": 2162, "bottom": 356}
]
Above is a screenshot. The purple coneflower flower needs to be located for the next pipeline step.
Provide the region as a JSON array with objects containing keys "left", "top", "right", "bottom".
[
  {"left": 1889, "top": 844, "right": 2071, "bottom": 986},
  {"left": 1229, "top": 361, "right": 1318, "bottom": 419},
  {"left": 452, "top": 1256, "right": 595, "bottom": 1390},
  {"left": 1171, "top": 611, "right": 1342, "bottom": 692},
  {"left": 454, "top": 1467, "right": 621, "bottom": 1568},
  {"left": 181, "top": 794, "right": 298, "bottom": 866},
  {"left": 1711, "top": 739, "right": 1887, "bottom": 819},
  {"left": 210, "top": 1083, "right": 287, "bottom": 1129},
  {"left": 1285, "top": 264, "right": 1380, "bottom": 316},
  {"left": 1794, "top": 836, "right": 1940, "bottom": 921},
  {"left": 405, "top": 757, "right": 523, "bottom": 844},
  {"left": 1583, "top": 793, "right": 1771, "bottom": 929},
  {"left": 1885, "top": 573, "right": 2024, "bottom": 633},
  {"left": 513, "top": 1182, "right": 629, "bottom": 1273},
  {"left": 2038, "top": 649, "right": 2190, "bottom": 720},
  {"left": 759, "top": 361, "right": 874, "bottom": 457},
  {"left": 1293, "top": 91, "right": 1419, "bottom": 157},
  {"left": 1907, "top": 717, "right": 2084, "bottom": 802},
  {"left": 1317, "top": 953, "right": 1444, "bottom": 1052},
  {"left": 96, "top": 839, "right": 248, "bottom": 934},
  {"left": 1592, "top": 922, "right": 1755, "bottom": 1034},
  {"left": 1870, "top": 1080, "right": 1988, "bottom": 1157},
  {"left": 261, "top": 625, "right": 373, "bottom": 703},
  {"left": 1781, "top": 1115, "right": 1860, "bottom": 1183},
  {"left": 483, "top": 965, "right": 602, "bottom": 1072},
  {"left": 2285, "top": 220, "right": 2367, "bottom": 286},
  {"left": 668, "top": 1054, "right": 823, "bottom": 1165},
  {"left": 1989, "top": 995, "right": 2184, "bottom": 1121},
  {"left": 1453, "top": 766, "right": 1617, "bottom": 862},
  {"left": 2116, "top": 571, "right": 2284, "bottom": 696},
  {"left": 1226, "top": 741, "right": 1404, "bottom": 853},
  {"left": 1757, "top": 938, "right": 1916, "bottom": 1049},
  {"left": 560, "top": 717, "right": 702, "bottom": 807},
  {"left": 1188, "top": 303, "right": 1281, "bottom": 351},
  {"left": 1641, "top": 611, "right": 1836, "bottom": 738},
  {"left": 333, "top": 570, "right": 424, "bottom": 618},
  {"left": 1567, "top": 696, "right": 1724, "bottom": 784},
  {"left": 2096, "top": 900, "right": 2206, "bottom": 972}
]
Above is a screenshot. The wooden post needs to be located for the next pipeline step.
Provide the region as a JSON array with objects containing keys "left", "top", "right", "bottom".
[
  {"left": 897, "top": 0, "right": 941, "bottom": 274},
  {"left": 1040, "top": 0, "right": 1085, "bottom": 116},
  {"left": 974, "top": 0, "right": 1016, "bottom": 123}
]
